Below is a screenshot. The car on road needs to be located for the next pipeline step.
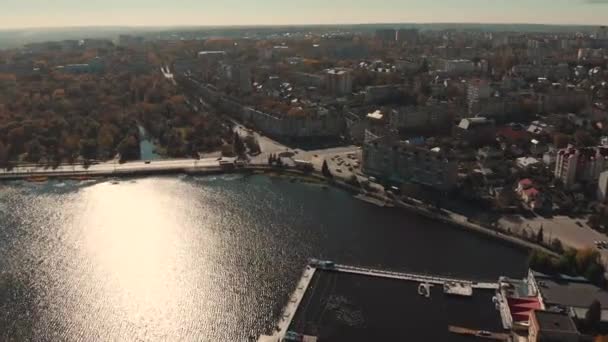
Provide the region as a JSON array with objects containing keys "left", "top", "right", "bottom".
[
  {"left": 144, "top": 160, "right": 151, "bottom": 164},
  {"left": 477, "top": 331, "right": 492, "bottom": 337}
]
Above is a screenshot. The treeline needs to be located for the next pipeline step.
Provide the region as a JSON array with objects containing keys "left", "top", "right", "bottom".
[
  {"left": 136, "top": 93, "right": 230, "bottom": 159},
  {"left": 530, "top": 248, "right": 606, "bottom": 288},
  {"left": 0, "top": 71, "right": 146, "bottom": 167},
  {"left": 0, "top": 50, "right": 231, "bottom": 167}
]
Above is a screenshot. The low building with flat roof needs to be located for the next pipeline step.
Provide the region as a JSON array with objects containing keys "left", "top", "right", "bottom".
[
  {"left": 532, "top": 271, "right": 608, "bottom": 323},
  {"left": 529, "top": 310, "right": 579, "bottom": 342}
]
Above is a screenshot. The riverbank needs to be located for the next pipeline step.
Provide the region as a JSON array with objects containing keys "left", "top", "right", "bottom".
[{"left": 252, "top": 167, "right": 558, "bottom": 256}]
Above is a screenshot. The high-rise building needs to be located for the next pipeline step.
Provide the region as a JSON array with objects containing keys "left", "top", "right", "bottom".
[
  {"left": 467, "top": 79, "right": 492, "bottom": 115},
  {"left": 375, "top": 29, "right": 397, "bottom": 44},
  {"left": 599, "top": 171, "right": 608, "bottom": 202},
  {"left": 555, "top": 147, "right": 608, "bottom": 189},
  {"left": 325, "top": 68, "right": 353, "bottom": 96}
]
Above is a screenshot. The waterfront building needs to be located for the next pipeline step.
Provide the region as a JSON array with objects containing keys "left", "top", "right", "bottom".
[
  {"left": 555, "top": 146, "right": 608, "bottom": 189},
  {"left": 529, "top": 310, "right": 580, "bottom": 342},
  {"left": 324, "top": 68, "right": 353, "bottom": 97},
  {"left": 531, "top": 271, "right": 608, "bottom": 326},
  {"left": 362, "top": 131, "right": 457, "bottom": 190}
]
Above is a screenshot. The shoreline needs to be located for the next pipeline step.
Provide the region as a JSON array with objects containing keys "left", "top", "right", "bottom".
[{"left": 0, "top": 163, "right": 556, "bottom": 256}]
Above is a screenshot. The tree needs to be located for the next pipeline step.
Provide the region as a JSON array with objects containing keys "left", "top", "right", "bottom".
[
  {"left": 574, "top": 129, "right": 595, "bottom": 147},
  {"left": 233, "top": 132, "right": 246, "bottom": 157},
  {"left": 529, "top": 250, "right": 553, "bottom": 274},
  {"left": 117, "top": 135, "right": 139, "bottom": 162},
  {"left": 553, "top": 133, "right": 570, "bottom": 149},
  {"left": 586, "top": 300, "right": 602, "bottom": 332},
  {"left": 551, "top": 238, "right": 564, "bottom": 254},
  {"left": 80, "top": 139, "right": 98, "bottom": 161},
  {"left": 244, "top": 134, "right": 261, "bottom": 154},
  {"left": 0, "top": 141, "right": 8, "bottom": 168},
  {"left": 322, "top": 160, "right": 332, "bottom": 179},
  {"left": 25, "top": 138, "right": 44, "bottom": 163},
  {"left": 589, "top": 215, "right": 602, "bottom": 230},
  {"left": 536, "top": 226, "right": 544, "bottom": 244},
  {"left": 497, "top": 188, "right": 517, "bottom": 209}
]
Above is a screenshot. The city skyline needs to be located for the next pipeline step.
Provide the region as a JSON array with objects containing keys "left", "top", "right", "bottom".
[{"left": 2, "top": 0, "right": 608, "bottom": 29}]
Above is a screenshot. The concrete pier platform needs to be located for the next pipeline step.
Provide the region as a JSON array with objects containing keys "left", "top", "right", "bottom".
[{"left": 260, "top": 261, "right": 504, "bottom": 342}]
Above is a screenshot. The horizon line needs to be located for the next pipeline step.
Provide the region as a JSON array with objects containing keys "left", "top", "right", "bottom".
[{"left": 0, "top": 20, "right": 605, "bottom": 32}]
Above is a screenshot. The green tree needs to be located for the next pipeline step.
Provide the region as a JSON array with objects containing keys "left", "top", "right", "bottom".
[
  {"left": 117, "top": 135, "right": 140, "bottom": 162},
  {"left": 0, "top": 141, "right": 8, "bottom": 168},
  {"left": 233, "top": 132, "right": 246, "bottom": 157},
  {"left": 586, "top": 300, "right": 602, "bottom": 333},
  {"left": 322, "top": 160, "right": 332, "bottom": 179},
  {"left": 536, "top": 226, "right": 544, "bottom": 244},
  {"left": 574, "top": 129, "right": 595, "bottom": 147},
  {"left": 551, "top": 238, "right": 564, "bottom": 254},
  {"left": 80, "top": 139, "right": 98, "bottom": 161},
  {"left": 588, "top": 215, "right": 602, "bottom": 230},
  {"left": 529, "top": 250, "right": 553, "bottom": 274}
]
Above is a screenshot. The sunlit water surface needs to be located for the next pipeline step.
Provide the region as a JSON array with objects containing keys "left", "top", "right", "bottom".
[{"left": 0, "top": 175, "right": 528, "bottom": 341}]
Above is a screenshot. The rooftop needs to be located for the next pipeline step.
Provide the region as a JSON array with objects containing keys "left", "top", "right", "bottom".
[
  {"left": 534, "top": 272, "right": 608, "bottom": 309},
  {"left": 532, "top": 310, "right": 578, "bottom": 333},
  {"left": 366, "top": 110, "right": 384, "bottom": 120}
]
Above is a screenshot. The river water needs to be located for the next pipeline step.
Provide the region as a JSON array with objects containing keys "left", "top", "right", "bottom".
[
  {"left": 139, "top": 125, "right": 161, "bottom": 161},
  {"left": 0, "top": 175, "right": 528, "bottom": 341}
]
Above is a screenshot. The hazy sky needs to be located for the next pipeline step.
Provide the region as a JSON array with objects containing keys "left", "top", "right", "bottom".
[{"left": 1, "top": 0, "right": 607, "bottom": 29}]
